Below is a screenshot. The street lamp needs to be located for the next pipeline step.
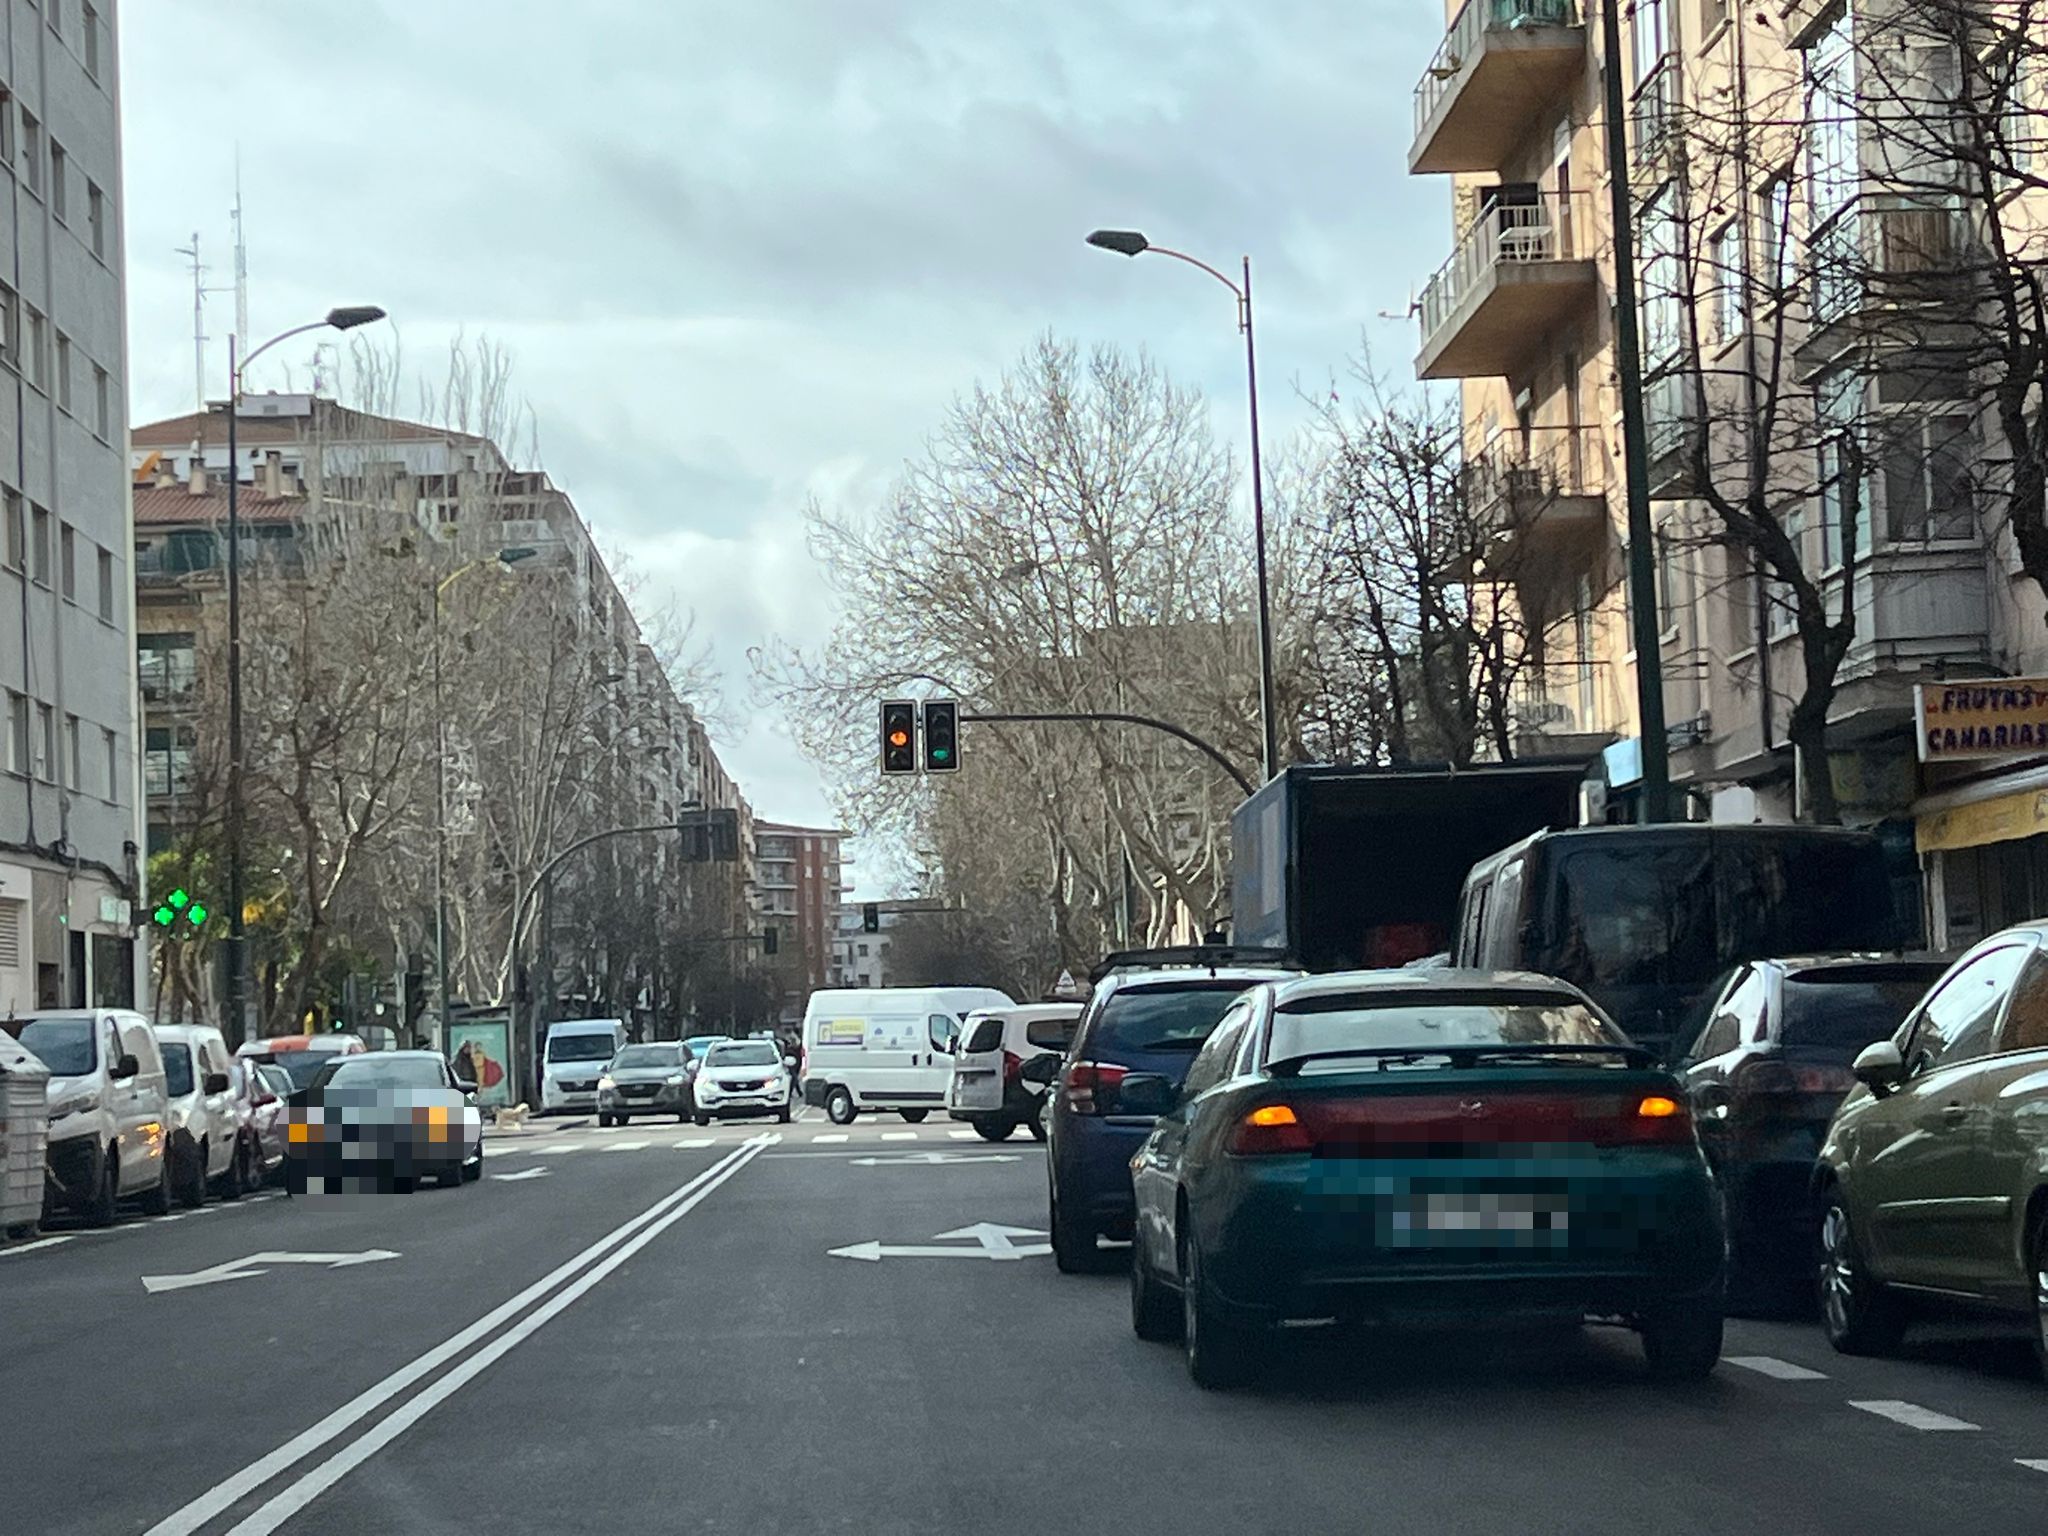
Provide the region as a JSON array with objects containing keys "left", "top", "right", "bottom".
[
  {"left": 431, "top": 546, "right": 538, "bottom": 1052},
  {"left": 223, "top": 305, "right": 387, "bottom": 1043},
  {"left": 1086, "top": 230, "right": 1279, "bottom": 783}
]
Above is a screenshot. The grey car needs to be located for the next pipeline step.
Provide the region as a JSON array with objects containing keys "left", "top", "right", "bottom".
[{"left": 598, "top": 1042, "right": 694, "bottom": 1126}]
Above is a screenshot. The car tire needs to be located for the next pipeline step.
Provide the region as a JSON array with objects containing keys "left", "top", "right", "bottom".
[
  {"left": 693, "top": 1113, "right": 711, "bottom": 1128},
  {"left": 971, "top": 1117, "right": 1014, "bottom": 1143},
  {"left": 1028, "top": 1100, "right": 1048, "bottom": 1143},
  {"left": 1818, "top": 1195, "right": 1906, "bottom": 1356},
  {"left": 1640, "top": 1305, "right": 1723, "bottom": 1382},
  {"left": 1050, "top": 1178, "right": 1099, "bottom": 1275},
  {"left": 899, "top": 1109, "right": 930, "bottom": 1124},
  {"left": 219, "top": 1137, "right": 248, "bottom": 1202},
  {"left": 597, "top": 1113, "right": 614, "bottom": 1128},
  {"left": 178, "top": 1140, "right": 210, "bottom": 1209},
  {"left": 825, "top": 1087, "right": 857, "bottom": 1126},
  {"left": 2028, "top": 1214, "right": 2048, "bottom": 1383},
  {"left": 1181, "top": 1231, "right": 1255, "bottom": 1390},
  {"left": 393, "top": 1175, "right": 417, "bottom": 1194},
  {"left": 1131, "top": 1238, "right": 1181, "bottom": 1342},
  {"left": 777, "top": 1105, "right": 792, "bottom": 1124},
  {"left": 84, "top": 1145, "right": 120, "bottom": 1227},
  {"left": 138, "top": 1149, "right": 173, "bottom": 1218},
  {"left": 463, "top": 1142, "right": 484, "bottom": 1183}
]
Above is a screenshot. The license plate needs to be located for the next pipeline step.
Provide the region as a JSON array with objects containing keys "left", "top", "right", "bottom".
[{"left": 1388, "top": 1193, "right": 1569, "bottom": 1246}]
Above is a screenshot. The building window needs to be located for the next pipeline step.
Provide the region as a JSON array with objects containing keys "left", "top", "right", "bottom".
[
  {"left": 96, "top": 545, "right": 112, "bottom": 620},
  {"left": 64, "top": 713, "right": 79, "bottom": 791},
  {"left": 2, "top": 491, "right": 20, "bottom": 569},
  {"left": 1803, "top": 10, "right": 1857, "bottom": 323},
  {"left": 21, "top": 110, "right": 41, "bottom": 195},
  {"left": 87, "top": 181, "right": 104, "bottom": 259},
  {"left": 1712, "top": 220, "right": 1744, "bottom": 341},
  {"left": 0, "top": 283, "right": 16, "bottom": 370},
  {"left": 47, "top": 0, "right": 62, "bottom": 35},
  {"left": 54, "top": 331, "right": 71, "bottom": 411},
  {"left": 26, "top": 307, "right": 46, "bottom": 391},
  {"left": 82, "top": 2, "right": 99, "bottom": 77},
  {"left": 30, "top": 504, "right": 50, "bottom": 585},
  {"left": 102, "top": 726, "right": 117, "bottom": 801},
  {"left": 1638, "top": 184, "right": 1684, "bottom": 369},
  {"left": 47, "top": 139, "right": 65, "bottom": 222},
  {"left": 93, "top": 364, "right": 109, "bottom": 438},
  {"left": 1756, "top": 172, "right": 1793, "bottom": 293},
  {"left": 1880, "top": 413, "right": 1977, "bottom": 542},
  {"left": 59, "top": 522, "right": 75, "bottom": 599},
  {"left": 5, "top": 693, "right": 26, "bottom": 775},
  {"left": 34, "top": 703, "right": 54, "bottom": 781},
  {"left": 0, "top": 90, "right": 12, "bottom": 166},
  {"left": 144, "top": 726, "right": 195, "bottom": 797}
]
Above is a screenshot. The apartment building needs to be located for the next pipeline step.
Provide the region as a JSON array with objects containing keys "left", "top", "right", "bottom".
[
  {"left": 1408, "top": 0, "right": 2047, "bottom": 941},
  {"left": 0, "top": 0, "right": 138, "bottom": 1013},
  {"left": 754, "top": 822, "right": 846, "bottom": 1016}
]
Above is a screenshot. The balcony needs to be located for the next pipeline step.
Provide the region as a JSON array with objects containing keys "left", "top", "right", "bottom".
[
  {"left": 1411, "top": 0, "right": 1587, "bottom": 175},
  {"left": 1509, "top": 660, "right": 1614, "bottom": 757},
  {"left": 1465, "top": 426, "right": 1608, "bottom": 583},
  {"left": 1418, "top": 190, "right": 1600, "bottom": 379}
]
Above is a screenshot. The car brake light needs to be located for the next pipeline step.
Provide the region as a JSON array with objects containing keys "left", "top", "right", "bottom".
[
  {"left": 1229, "top": 1102, "right": 1313, "bottom": 1155},
  {"left": 1608, "top": 1093, "right": 1695, "bottom": 1146},
  {"left": 1002, "top": 1049, "right": 1023, "bottom": 1086},
  {"left": 1636, "top": 1095, "right": 1680, "bottom": 1118},
  {"left": 1061, "top": 1061, "right": 1127, "bottom": 1115},
  {"left": 1731, "top": 1058, "right": 1856, "bottom": 1098}
]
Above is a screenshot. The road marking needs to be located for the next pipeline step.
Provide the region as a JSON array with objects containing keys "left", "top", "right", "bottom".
[
  {"left": 1, "top": 1234, "right": 77, "bottom": 1256},
  {"left": 2018, "top": 1460, "right": 2048, "bottom": 1474},
  {"left": 1725, "top": 1355, "right": 1829, "bottom": 1381},
  {"left": 143, "top": 1250, "right": 400, "bottom": 1295},
  {"left": 536, "top": 1143, "right": 582, "bottom": 1154},
  {"left": 492, "top": 1167, "right": 551, "bottom": 1182},
  {"left": 948, "top": 1129, "right": 978, "bottom": 1140},
  {"left": 603, "top": 1141, "right": 650, "bottom": 1153},
  {"left": 881, "top": 1131, "right": 916, "bottom": 1141},
  {"left": 829, "top": 1222, "right": 1051, "bottom": 1263},
  {"left": 849, "top": 1151, "right": 1020, "bottom": 1166},
  {"left": 156, "top": 1213, "right": 188, "bottom": 1223},
  {"left": 672, "top": 1137, "right": 714, "bottom": 1149},
  {"left": 810, "top": 1133, "right": 848, "bottom": 1144},
  {"left": 1849, "top": 1400, "right": 1980, "bottom": 1431},
  {"left": 143, "top": 1139, "right": 768, "bottom": 1536}
]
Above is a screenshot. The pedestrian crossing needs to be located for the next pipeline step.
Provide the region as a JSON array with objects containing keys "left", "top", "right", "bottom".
[{"left": 488, "top": 1121, "right": 1030, "bottom": 1157}]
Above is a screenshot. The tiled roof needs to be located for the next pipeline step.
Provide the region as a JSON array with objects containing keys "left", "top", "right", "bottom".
[
  {"left": 131, "top": 401, "right": 493, "bottom": 450},
  {"left": 132, "top": 483, "right": 299, "bottom": 526}
]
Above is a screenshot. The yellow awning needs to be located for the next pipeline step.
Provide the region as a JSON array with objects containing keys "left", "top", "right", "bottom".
[{"left": 1916, "top": 786, "right": 2048, "bottom": 854}]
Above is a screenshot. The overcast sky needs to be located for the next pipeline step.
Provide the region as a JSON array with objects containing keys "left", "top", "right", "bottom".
[{"left": 120, "top": 0, "right": 1444, "bottom": 891}]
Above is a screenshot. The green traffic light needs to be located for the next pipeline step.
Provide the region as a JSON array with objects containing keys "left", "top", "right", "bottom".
[
  {"left": 153, "top": 906, "right": 174, "bottom": 927},
  {"left": 168, "top": 888, "right": 190, "bottom": 910},
  {"left": 187, "top": 904, "right": 208, "bottom": 927}
]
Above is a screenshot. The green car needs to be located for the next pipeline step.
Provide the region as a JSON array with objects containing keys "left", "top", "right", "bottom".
[
  {"left": 1127, "top": 969, "right": 1726, "bottom": 1389},
  {"left": 1814, "top": 924, "right": 2048, "bottom": 1371}
]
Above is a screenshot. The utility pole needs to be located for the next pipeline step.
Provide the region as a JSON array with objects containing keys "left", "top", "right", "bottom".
[{"left": 1599, "top": 0, "right": 1672, "bottom": 823}]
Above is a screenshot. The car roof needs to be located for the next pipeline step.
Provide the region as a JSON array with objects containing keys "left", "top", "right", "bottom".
[
  {"left": 239, "top": 1033, "right": 361, "bottom": 1053},
  {"left": 1268, "top": 968, "right": 1592, "bottom": 1006},
  {"left": 1758, "top": 953, "right": 1955, "bottom": 977},
  {"left": 966, "top": 1003, "right": 1082, "bottom": 1022},
  {"left": 549, "top": 1018, "right": 625, "bottom": 1031},
  {"left": 9, "top": 1008, "right": 136, "bottom": 1021},
  {"left": 152, "top": 1022, "right": 225, "bottom": 1041},
  {"left": 1099, "top": 966, "right": 1301, "bottom": 995}
]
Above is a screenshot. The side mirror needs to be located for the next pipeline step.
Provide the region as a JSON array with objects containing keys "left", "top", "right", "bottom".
[
  {"left": 1851, "top": 1040, "right": 1906, "bottom": 1096},
  {"left": 1017, "top": 1055, "right": 1061, "bottom": 1087},
  {"left": 113, "top": 1052, "right": 139, "bottom": 1081},
  {"left": 1115, "top": 1073, "right": 1176, "bottom": 1117},
  {"left": 203, "top": 1071, "right": 231, "bottom": 1095}
]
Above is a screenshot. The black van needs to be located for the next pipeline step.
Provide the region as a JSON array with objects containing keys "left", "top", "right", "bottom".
[{"left": 1453, "top": 825, "right": 1906, "bottom": 1058}]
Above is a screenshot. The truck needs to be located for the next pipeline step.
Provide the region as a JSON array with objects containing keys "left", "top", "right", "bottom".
[{"left": 1230, "top": 761, "right": 1591, "bottom": 973}]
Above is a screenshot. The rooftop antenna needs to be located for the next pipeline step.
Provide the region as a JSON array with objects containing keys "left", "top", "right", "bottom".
[
  {"left": 231, "top": 152, "right": 250, "bottom": 356},
  {"left": 173, "top": 233, "right": 229, "bottom": 417}
]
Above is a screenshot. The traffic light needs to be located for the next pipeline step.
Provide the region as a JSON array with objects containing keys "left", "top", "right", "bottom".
[
  {"left": 921, "top": 699, "right": 960, "bottom": 772},
  {"left": 762, "top": 926, "right": 779, "bottom": 957},
  {"left": 151, "top": 887, "right": 209, "bottom": 934},
  {"left": 403, "top": 969, "right": 427, "bottom": 1030},
  {"left": 881, "top": 700, "right": 917, "bottom": 775},
  {"left": 862, "top": 903, "right": 879, "bottom": 934}
]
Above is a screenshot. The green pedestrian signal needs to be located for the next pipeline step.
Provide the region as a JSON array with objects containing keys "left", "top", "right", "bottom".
[{"left": 152, "top": 887, "right": 208, "bottom": 933}]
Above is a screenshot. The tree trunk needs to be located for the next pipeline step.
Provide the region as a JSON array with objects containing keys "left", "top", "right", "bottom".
[{"left": 1785, "top": 687, "right": 1841, "bottom": 825}]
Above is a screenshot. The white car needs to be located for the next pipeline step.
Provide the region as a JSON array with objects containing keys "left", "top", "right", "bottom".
[
  {"left": 539, "top": 1018, "right": 629, "bottom": 1113},
  {"left": 692, "top": 1039, "right": 795, "bottom": 1124},
  {"left": 947, "top": 1002, "right": 1080, "bottom": 1142},
  {"left": 154, "top": 1022, "right": 245, "bottom": 1205},
  {"left": 4, "top": 1009, "right": 173, "bottom": 1226},
  {"left": 799, "top": 985, "right": 1014, "bottom": 1125}
]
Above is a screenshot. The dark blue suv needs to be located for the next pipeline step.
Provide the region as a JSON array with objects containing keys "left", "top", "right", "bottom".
[{"left": 1046, "top": 952, "right": 1299, "bottom": 1272}]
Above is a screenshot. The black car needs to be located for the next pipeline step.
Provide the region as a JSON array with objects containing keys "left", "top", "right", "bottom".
[{"left": 1674, "top": 954, "right": 1950, "bottom": 1303}]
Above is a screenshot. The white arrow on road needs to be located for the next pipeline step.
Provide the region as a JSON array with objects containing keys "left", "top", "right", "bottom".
[
  {"left": 848, "top": 1151, "right": 1021, "bottom": 1166},
  {"left": 142, "top": 1250, "right": 400, "bottom": 1294},
  {"left": 493, "top": 1166, "right": 552, "bottom": 1182},
  {"left": 829, "top": 1222, "right": 1050, "bottom": 1262}
]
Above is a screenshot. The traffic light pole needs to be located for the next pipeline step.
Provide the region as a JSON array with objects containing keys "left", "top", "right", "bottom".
[{"left": 961, "top": 711, "right": 1257, "bottom": 799}]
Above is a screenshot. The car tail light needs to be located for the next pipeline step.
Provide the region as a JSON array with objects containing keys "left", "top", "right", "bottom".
[
  {"left": 1221, "top": 1089, "right": 1699, "bottom": 1155},
  {"left": 1229, "top": 1102, "right": 1313, "bottom": 1155},
  {"left": 1601, "top": 1093, "right": 1697, "bottom": 1146},
  {"left": 1061, "top": 1061, "right": 1128, "bottom": 1115},
  {"left": 1001, "top": 1050, "right": 1024, "bottom": 1086},
  {"left": 1732, "top": 1058, "right": 1856, "bottom": 1099}
]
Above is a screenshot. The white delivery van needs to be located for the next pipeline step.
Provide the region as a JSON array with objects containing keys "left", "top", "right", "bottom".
[
  {"left": 799, "top": 986, "right": 1013, "bottom": 1125},
  {"left": 539, "top": 1018, "right": 629, "bottom": 1113},
  {"left": 4, "top": 1009, "right": 173, "bottom": 1226}
]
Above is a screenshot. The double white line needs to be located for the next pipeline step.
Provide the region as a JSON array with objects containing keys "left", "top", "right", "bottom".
[{"left": 148, "top": 1134, "right": 770, "bottom": 1536}]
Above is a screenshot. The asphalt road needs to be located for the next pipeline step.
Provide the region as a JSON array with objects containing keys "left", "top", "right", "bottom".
[{"left": 7, "top": 1110, "right": 2048, "bottom": 1535}]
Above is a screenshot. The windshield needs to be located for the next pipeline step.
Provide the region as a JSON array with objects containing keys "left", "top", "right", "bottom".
[
  {"left": 684, "top": 1036, "right": 729, "bottom": 1056},
  {"left": 5, "top": 1017, "right": 96, "bottom": 1076},
  {"left": 268, "top": 1051, "right": 342, "bottom": 1091},
  {"left": 1780, "top": 971, "right": 1946, "bottom": 1053},
  {"left": 611, "top": 1045, "right": 680, "bottom": 1070},
  {"left": 162, "top": 1043, "right": 195, "bottom": 1097},
  {"left": 316, "top": 1056, "right": 448, "bottom": 1092},
  {"left": 1270, "top": 996, "right": 1627, "bottom": 1069},
  {"left": 547, "top": 1032, "right": 618, "bottom": 1063},
  {"left": 1090, "top": 984, "right": 1265, "bottom": 1055},
  {"left": 707, "top": 1042, "right": 779, "bottom": 1068}
]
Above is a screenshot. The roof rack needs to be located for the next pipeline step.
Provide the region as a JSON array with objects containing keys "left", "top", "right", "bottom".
[{"left": 1088, "top": 945, "right": 1295, "bottom": 985}]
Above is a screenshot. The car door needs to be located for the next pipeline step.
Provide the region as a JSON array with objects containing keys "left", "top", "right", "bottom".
[
  {"left": 1135, "top": 1001, "right": 1255, "bottom": 1283},
  {"left": 951, "top": 1013, "right": 1006, "bottom": 1112},
  {"left": 254, "top": 1063, "right": 293, "bottom": 1167},
  {"left": 1681, "top": 967, "right": 1756, "bottom": 1170},
  {"left": 114, "top": 1013, "right": 168, "bottom": 1192},
  {"left": 1856, "top": 942, "right": 2028, "bottom": 1289},
  {"left": 858, "top": 1012, "right": 923, "bottom": 1102},
  {"left": 1964, "top": 942, "right": 2048, "bottom": 1308},
  {"left": 200, "top": 1036, "right": 236, "bottom": 1175},
  {"left": 921, "top": 1013, "right": 962, "bottom": 1099}
]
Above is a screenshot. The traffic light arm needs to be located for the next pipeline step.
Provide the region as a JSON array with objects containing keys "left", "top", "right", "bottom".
[{"left": 961, "top": 711, "right": 1257, "bottom": 798}]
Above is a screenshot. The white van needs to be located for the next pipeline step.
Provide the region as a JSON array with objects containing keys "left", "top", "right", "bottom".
[
  {"left": 799, "top": 986, "right": 1013, "bottom": 1125},
  {"left": 3, "top": 1009, "right": 173, "bottom": 1225},
  {"left": 540, "top": 1018, "right": 629, "bottom": 1113},
  {"left": 947, "top": 1002, "right": 1081, "bottom": 1141},
  {"left": 154, "top": 1022, "right": 243, "bottom": 1206}
]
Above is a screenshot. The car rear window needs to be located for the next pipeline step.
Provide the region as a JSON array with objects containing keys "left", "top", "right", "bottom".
[
  {"left": 1025, "top": 1018, "right": 1074, "bottom": 1051},
  {"left": 1269, "top": 994, "right": 1626, "bottom": 1071},
  {"left": 319, "top": 1056, "right": 447, "bottom": 1091},
  {"left": 962, "top": 1018, "right": 1004, "bottom": 1053},
  {"left": 162, "top": 1043, "right": 195, "bottom": 1097},
  {"left": 1087, "top": 983, "right": 1263, "bottom": 1057},
  {"left": 1779, "top": 972, "right": 1945, "bottom": 1053},
  {"left": 547, "top": 1032, "right": 618, "bottom": 1062}
]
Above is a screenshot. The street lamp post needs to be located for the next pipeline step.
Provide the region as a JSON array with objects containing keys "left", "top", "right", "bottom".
[
  {"left": 1086, "top": 229, "right": 1280, "bottom": 785},
  {"left": 222, "top": 306, "right": 386, "bottom": 1044},
  {"left": 430, "top": 547, "right": 538, "bottom": 1053}
]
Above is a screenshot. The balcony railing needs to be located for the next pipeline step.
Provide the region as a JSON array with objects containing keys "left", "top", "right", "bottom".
[
  {"left": 1418, "top": 190, "right": 1597, "bottom": 377},
  {"left": 1415, "top": 0, "right": 1580, "bottom": 138}
]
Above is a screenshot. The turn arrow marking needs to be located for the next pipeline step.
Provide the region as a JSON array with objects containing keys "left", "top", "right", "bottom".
[
  {"left": 142, "top": 1250, "right": 400, "bottom": 1294},
  {"left": 848, "top": 1152, "right": 1021, "bottom": 1166},
  {"left": 829, "top": 1222, "right": 1051, "bottom": 1262}
]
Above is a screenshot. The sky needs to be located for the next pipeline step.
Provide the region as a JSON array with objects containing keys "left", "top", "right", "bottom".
[{"left": 120, "top": 0, "right": 1445, "bottom": 892}]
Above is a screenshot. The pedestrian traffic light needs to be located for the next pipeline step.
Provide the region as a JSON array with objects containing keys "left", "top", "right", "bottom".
[
  {"left": 151, "top": 887, "right": 208, "bottom": 933},
  {"left": 881, "top": 700, "right": 917, "bottom": 775},
  {"left": 921, "top": 699, "right": 960, "bottom": 772},
  {"left": 762, "top": 926, "right": 779, "bottom": 957},
  {"left": 862, "top": 903, "right": 879, "bottom": 934},
  {"left": 403, "top": 969, "right": 427, "bottom": 1030}
]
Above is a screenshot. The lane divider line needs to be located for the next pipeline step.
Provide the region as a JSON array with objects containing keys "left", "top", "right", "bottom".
[
  {"left": 142, "top": 1139, "right": 767, "bottom": 1536},
  {"left": 810, "top": 1134, "right": 847, "bottom": 1144},
  {"left": 881, "top": 1132, "right": 916, "bottom": 1142},
  {"left": 2017, "top": 1460, "right": 2048, "bottom": 1474},
  {"left": 601, "top": 1141, "right": 650, "bottom": 1153},
  {"left": 222, "top": 1135, "right": 771, "bottom": 1535},
  {"left": 1849, "top": 1400, "right": 1980, "bottom": 1432},
  {"left": 672, "top": 1138, "right": 713, "bottom": 1149},
  {"left": 1724, "top": 1356, "right": 1829, "bottom": 1382}
]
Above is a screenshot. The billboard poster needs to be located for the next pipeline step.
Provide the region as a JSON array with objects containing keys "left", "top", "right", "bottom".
[{"left": 447, "top": 1017, "right": 514, "bottom": 1108}]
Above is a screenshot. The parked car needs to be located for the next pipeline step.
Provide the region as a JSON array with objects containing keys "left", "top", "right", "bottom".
[
  {"left": 237, "top": 1032, "right": 368, "bottom": 1093},
  {"left": 289, "top": 1051, "right": 484, "bottom": 1192},
  {"left": 1046, "top": 949, "right": 1300, "bottom": 1272},
  {"left": 4, "top": 1009, "right": 173, "bottom": 1225},
  {"left": 1128, "top": 970, "right": 1725, "bottom": 1388},
  {"left": 154, "top": 1022, "right": 244, "bottom": 1206},
  {"left": 538, "top": 1018, "right": 629, "bottom": 1114},
  {"left": 799, "top": 986, "right": 1013, "bottom": 1125},
  {"left": 598, "top": 1041, "right": 694, "bottom": 1125},
  {"left": 1814, "top": 924, "right": 2048, "bottom": 1371},
  {"left": 230, "top": 1058, "right": 294, "bottom": 1187},
  {"left": 692, "top": 1039, "right": 795, "bottom": 1124},
  {"left": 947, "top": 1003, "right": 1079, "bottom": 1141},
  {"left": 1675, "top": 954, "right": 1951, "bottom": 1303}
]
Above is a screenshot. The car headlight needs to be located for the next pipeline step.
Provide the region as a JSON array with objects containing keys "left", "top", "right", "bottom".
[
  {"left": 597, "top": 1075, "right": 615, "bottom": 1091},
  {"left": 666, "top": 1073, "right": 686, "bottom": 1086},
  {"left": 50, "top": 1092, "right": 100, "bottom": 1120}
]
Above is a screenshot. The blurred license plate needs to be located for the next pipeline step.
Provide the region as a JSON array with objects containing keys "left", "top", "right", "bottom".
[{"left": 1391, "top": 1193, "right": 1568, "bottom": 1245}]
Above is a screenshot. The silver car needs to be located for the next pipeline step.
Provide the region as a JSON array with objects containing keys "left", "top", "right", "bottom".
[{"left": 597, "top": 1042, "right": 694, "bottom": 1126}]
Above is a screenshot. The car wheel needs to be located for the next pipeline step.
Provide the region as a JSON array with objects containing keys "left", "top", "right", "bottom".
[
  {"left": 84, "top": 1145, "right": 120, "bottom": 1227},
  {"left": 971, "top": 1117, "right": 1014, "bottom": 1143},
  {"left": 1050, "top": 1177, "right": 1099, "bottom": 1275},
  {"left": 463, "top": 1142, "right": 484, "bottom": 1183},
  {"left": 777, "top": 1105, "right": 792, "bottom": 1124},
  {"left": 138, "top": 1148, "right": 173, "bottom": 1218},
  {"left": 1818, "top": 1195, "right": 1907, "bottom": 1355},
  {"left": 825, "top": 1087, "right": 857, "bottom": 1126},
  {"left": 1028, "top": 1099, "right": 1048, "bottom": 1143},
  {"left": 1181, "top": 1231, "right": 1254, "bottom": 1389},
  {"left": 393, "top": 1175, "right": 417, "bottom": 1194},
  {"left": 2027, "top": 1213, "right": 2048, "bottom": 1383},
  {"left": 693, "top": 1113, "right": 711, "bottom": 1128},
  {"left": 219, "top": 1137, "right": 247, "bottom": 1202},
  {"left": 178, "top": 1140, "right": 210, "bottom": 1209},
  {"left": 1131, "top": 1235, "right": 1181, "bottom": 1342},
  {"left": 899, "top": 1109, "right": 929, "bottom": 1124},
  {"left": 1641, "top": 1305, "right": 1723, "bottom": 1381}
]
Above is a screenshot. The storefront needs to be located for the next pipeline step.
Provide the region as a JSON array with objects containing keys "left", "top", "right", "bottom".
[{"left": 1916, "top": 767, "right": 2048, "bottom": 951}]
